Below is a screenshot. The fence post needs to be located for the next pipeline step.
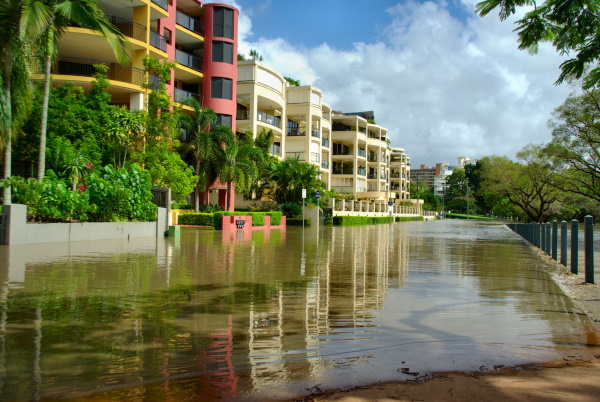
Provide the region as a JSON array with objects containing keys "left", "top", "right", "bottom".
[
  {"left": 545, "top": 223, "right": 551, "bottom": 255},
  {"left": 571, "top": 220, "right": 579, "bottom": 275},
  {"left": 560, "top": 221, "right": 567, "bottom": 266},
  {"left": 552, "top": 220, "right": 558, "bottom": 260},
  {"left": 585, "top": 215, "right": 594, "bottom": 284},
  {"left": 541, "top": 223, "right": 546, "bottom": 253}
]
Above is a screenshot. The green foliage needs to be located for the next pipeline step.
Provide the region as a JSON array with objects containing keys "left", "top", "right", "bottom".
[
  {"left": 333, "top": 216, "right": 394, "bottom": 225},
  {"left": 178, "top": 213, "right": 214, "bottom": 226},
  {"left": 446, "top": 213, "right": 491, "bottom": 220},
  {"left": 247, "top": 200, "right": 280, "bottom": 212},
  {"left": 284, "top": 76, "right": 301, "bottom": 86},
  {"left": 85, "top": 164, "right": 156, "bottom": 222},
  {"left": 171, "top": 202, "right": 194, "bottom": 210},
  {"left": 287, "top": 218, "right": 310, "bottom": 226},
  {"left": 476, "top": 0, "right": 600, "bottom": 88},
  {"left": 212, "top": 211, "right": 283, "bottom": 229},
  {"left": 267, "top": 157, "right": 327, "bottom": 205},
  {"left": 395, "top": 216, "right": 425, "bottom": 222},
  {"left": 280, "top": 201, "right": 302, "bottom": 218}
]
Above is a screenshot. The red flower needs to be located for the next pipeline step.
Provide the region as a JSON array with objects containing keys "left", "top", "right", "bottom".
[
  {"left": 86, "top": 162, "right": 93, "bottom": 169},
  {"left": 78, "top": 184, "right": 87, "bottom": 191}
]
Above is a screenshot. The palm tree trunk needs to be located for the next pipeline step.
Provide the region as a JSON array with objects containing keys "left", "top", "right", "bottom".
[
  {"left": 37, "top": 25, "right": 54, "bottom": 181},
  {"left": 194, "top": 160, "right": 200, "bottom": 213},
  {"left": 2, "top": 45, "right": 12, "bottom": 205}
]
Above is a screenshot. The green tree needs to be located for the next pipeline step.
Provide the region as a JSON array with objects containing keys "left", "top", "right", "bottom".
[
  {"left": 543, "top": 86, "right": 600, "bottom": 202},
  {"left": 479, "top": 146, "right": 561, "bottom": 222},
  {"left": 219, "top": 130, "right": 259, "bottom": 211},
  {"left": 29, "top": 0, "right": 131, "bottom": 181},
  {"left": 476, "top": 0, "right": 600, "bottom": 88},
  {"left": 269, "top": 157, "right": 326, "bottom": 205}
]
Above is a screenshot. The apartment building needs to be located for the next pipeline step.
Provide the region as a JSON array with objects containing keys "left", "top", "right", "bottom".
[
  {"left": 389, "top": 147, "right": 411, "bottom": 200},
  {"left": 37, "top": 0, "right": 240, "bottom": 206},
  {"left": 410, "top": 165, "right": 437, "bottom": 189}
]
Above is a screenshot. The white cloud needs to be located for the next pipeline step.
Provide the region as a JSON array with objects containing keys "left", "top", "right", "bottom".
[{"left": 236, "top": 0, "right": 571, "bottom": 165}]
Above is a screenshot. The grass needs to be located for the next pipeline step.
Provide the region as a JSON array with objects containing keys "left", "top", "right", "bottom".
[{"left": 446, "top": 212, "right": 492, "bottom": 220}]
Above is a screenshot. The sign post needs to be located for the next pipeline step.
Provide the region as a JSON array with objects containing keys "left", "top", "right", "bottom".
[
  {"left": 316, "top": 190, "right": 320, "bottom": 226},
  {"left": 388, "top": 201, "right": 393, "bottom": 223},
  {"left": 302, "top": 189, "right": 307, "bottom": 229}
]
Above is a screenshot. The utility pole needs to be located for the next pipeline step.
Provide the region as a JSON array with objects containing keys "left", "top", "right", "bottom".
[{"left": 466, "top": 177, "right": 470, "bottom": 219}]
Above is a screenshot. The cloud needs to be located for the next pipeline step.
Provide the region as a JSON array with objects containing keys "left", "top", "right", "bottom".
[{"left": 234, "top": 0, "right": 572, "bottom": 165}]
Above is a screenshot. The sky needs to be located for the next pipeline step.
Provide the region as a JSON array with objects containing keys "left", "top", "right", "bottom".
[{"left": 205, "top": 0, "right": 573, "bottom": 167}]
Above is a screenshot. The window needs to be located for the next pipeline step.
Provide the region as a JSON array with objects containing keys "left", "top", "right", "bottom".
[
  {"left": 163, "top": 28, "right": 172, "bottom": 44},
  {"left": 216, "top": 114, "right": 232, "bottom": 128},
  {"left": 211, "top": 77, "right": 232, "bottom": 99},
  {"left": 213, "top": 6, "right": 233, "bottom": 39},
  {"left": 213, "top": 41, "right": 233, "bottom": 64}
]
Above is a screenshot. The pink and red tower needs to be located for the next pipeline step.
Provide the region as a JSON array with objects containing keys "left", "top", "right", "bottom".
[{"left": 155, "top": 1, "right": 239, "bottom": 210}]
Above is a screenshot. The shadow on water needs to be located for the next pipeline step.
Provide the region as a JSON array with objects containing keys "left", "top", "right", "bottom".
[{"left": 0, "top": 219, "right": 598, "bottom": 400}]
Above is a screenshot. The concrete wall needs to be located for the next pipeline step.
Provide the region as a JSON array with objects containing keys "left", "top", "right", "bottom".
[{"left": 0, "top": 205, "right": 169, "bottom": 245}]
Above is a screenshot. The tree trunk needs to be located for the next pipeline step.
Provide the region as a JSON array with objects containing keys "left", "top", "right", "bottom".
[
  {"left": 2, "top": 43, "right": 12, "bottom": 205},
  {"left": 38, "top": 26, "right": 54, "bottom": 181}
]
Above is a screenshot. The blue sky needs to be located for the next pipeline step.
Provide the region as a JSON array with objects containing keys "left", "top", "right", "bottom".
[{"left": 206, "top": 0, "right": 572, "bottom": 166}]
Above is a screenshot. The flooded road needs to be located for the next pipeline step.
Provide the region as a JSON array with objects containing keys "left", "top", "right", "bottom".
[{"left": 0, "top": 220, "right": 598, "bottom": 400}]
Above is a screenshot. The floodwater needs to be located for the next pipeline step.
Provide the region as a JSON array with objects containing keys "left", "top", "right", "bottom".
[{"left": 0, "top": 220, "right": 598, "bottom": 401}]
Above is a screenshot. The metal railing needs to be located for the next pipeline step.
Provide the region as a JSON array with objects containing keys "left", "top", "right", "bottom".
[
  {"left": 270, "top": 144, "right": 281, "bottom": 156},
  {"left": 176, "top": 10, "right": 204, "bottom": 35},
  {"left": 257, "top": 111, "right": 281, "bottom": 128},
  {"left": 151, "top": 0, "right": 169, "bottom": 10},
  {"left": 176, "top": 49, "right": 202, "bottom": 72},
  {"left": 368, "top": 155, "right": 377, "bottom": 162},
  {"left": 311, "top": 128, "right": 320, "bottom": 138},
  {"left": 150, "top": 29, "right": 167, "bottom": 52},
  {"left": 286, "top": 151, "right": 305, "bottom": 160},
  {"left": 42, "top": 57, "right": 156, "bottom": 87},
  {"left": 390, "top": 172, "right": 400, "bottom": 178},
  {"left": 358, "top": 149, "right": 366, "bottom": 158},
  {"left": 287, "top": 127, "right": 305, "bottom": 136},
  {"left": 321, "top": 161, "right": 329, "bottom": 169},
  {"left": 333, "top": 150, "right": 353, "bottom": 156},
  {"left": 310, "top": 152, "right": 320, "bottom": 163},
  {"left": 174, "top": 88, "right": 201, "bottom": 103},
  {"left": 357, "top": 167, "right": 366, "bottom": 176},
  {"left": 322, "top": 138, "right": 329, "bottom": 147},
  {"left": 106, "top": 15, "right": 146, "bottom": 42},
  {"left": 332, "top": 168, "right": 354, "bottom": 175},
  {"left": 237, "top": 110, "right": 249, "bottom": 120}
]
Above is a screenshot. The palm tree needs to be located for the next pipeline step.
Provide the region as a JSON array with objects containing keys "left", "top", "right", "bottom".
[
  {"left": 270, "top": 157, "right": 324, "bottom": 204},
  {"left": 0, "top": 0, "right": 40, "bottom": 204},
  {"left": 28, "top": 0, "right": 131, "bottom": 180},
  {"left": 179, "top": 99, "right": 233, "bottom": 211},
  {"left": 219, "top": 134, "right": 259, "bottom": 211}
]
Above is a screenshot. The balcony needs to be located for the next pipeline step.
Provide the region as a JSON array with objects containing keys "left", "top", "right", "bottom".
[
  {"left": 368, "top": 154, "right": 377, "bottom": 162},
  {"left": 270, "top": 144, "right": 281, "bottom": 156},
  {"left": 333, "top": 166, "right": 353, "bottom": 175},
  {"left": 106, "top": 16, "right": 146, "bottom": 42},
  {"left": 321, "top": 161, "right": 329, "bottom": 169},
  {"left": 311, "top": 128, "right": 320, "bottom": 138},
  {"left": 310, "top": 152, "right": 320, "bottom": 163},
  {"left": 286, "top": 151, "right": 305, "bottom": 161},
  {"left": 357, "top": 167, "right": 366, "bottom": 176},
  {"left": 381, "top": 173, "right": 387, "bottom": 180},
  {"left": 287, "top": 127, "right": 305, "bottom": 136},
  {"left": 237, "top": 110, "right": 249, "bottom": 120},
  {"left": 257, "top": 111, "right": 281, "bottom": 128},
  {"left": 150, "top": 29, "right": 167, "bottom": 52},
  {"left": 174, "top": 88, "right": 201, "bottom": 103},
  {"left": 41, "top": 57, "right": 157, "bottom": 88},
  {"left": 333, "top": 149, "right": 353, "bottom": 156},
  {"left": 358, "top": 149, "right": 366, "bottom": 158},
  {"left": 390, "top": 172, "right": 400, "bottom": 178},
  {"left": 176, "top": 10, "right": 204, "bottom": 35},
  {"left": 176, "top": 49, "right": 202, "bottom": 72},
  {"left": 368, "top": 173, "right": 376, "bottom": 179},
  {"left": 151, "top": 0, "right": 169, "bottom": 10},
  {"left": 322, "top": 137, "right": 329, "bottom": 147}
]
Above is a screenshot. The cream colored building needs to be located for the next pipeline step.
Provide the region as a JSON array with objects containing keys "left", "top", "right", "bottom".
[{"left": 389, "top": 147, "right": 411, "bottom": 200}]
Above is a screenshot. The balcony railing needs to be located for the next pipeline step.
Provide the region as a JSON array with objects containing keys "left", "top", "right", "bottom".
[
  {"left": 381, "top": 173, "right": 387, "bottom": 180},
  {"left": 150, "top": 29, "right": 167, "bottom": 52},
  {"left": 322, "top": 137, "right": 329, "bottom": 147},
  {"left": 105, "top": 16, "right": 146, "bottom": 42},
  {"left": 40, "top": 57, "right": 158, "bottom": 88},
  {"left": 333, "top": 149, "right": 353, "bottom": 156},
  {"left": 176, "top": 10, "right": 204, "bottom": 35},
  {"left": 368, "top": 154, "right": 377, "bottom": 162},
  {"left": 258, "top": 111, "right": 281, "bottom": 128},
  {"left": 151, "top": 0, "right": 169, "bottom": 10},
  {"left": 237, "top": 110, "right": 249, "bottom": 120},
  {"left": 176, "top": 49, "right": 202, "bottom": 72},
  {"left": 286, "top": 151, "right": 305, "bottom": 161},
  {"left": 174, "top": 88, "right": 201, "bottom": 104},
  {"left": 287, "top": 127, "right": 305, "bottom": 136},
  {"left": 357, "top": 167, "right": 367, "bottom": 176},
  {"left": 358, "top": 149, "right": 366, "bottom": 158},
  {"left": 310, "top": 152, "right": 320, "bottom": 163},
  {"left": 270, "top": 144, "right": 281, "bottom": 156},
  {"left": 311, "top": 128, "right": 320, "bottom": 138},
  {"left": 332, "top": 167, "right": 354, "bottom": 175},
  {"left": 368, "top": 173, "right": 376, "bottom": 179},
  {"left": 390, "top": 172, "right": 401, "bottom": 178},
  {"left": 321, "top": 161, "right": 329, "bottom": 169}
]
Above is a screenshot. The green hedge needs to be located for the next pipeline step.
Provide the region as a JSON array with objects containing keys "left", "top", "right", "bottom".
[
  {"left": 287, "top": 218, "right": 311, "bottom": 226},
  {"left": 446, "top": 213, "right": 491, "bottom": 220},
  {"left": 178, "top": 213, "right": 214, "bottom": 226},
  {"left": 333, "top": 216, "right": 424, "bottom": 225},
  {"left": 213, "top": 211, "right": 283, "bottom": 229}
]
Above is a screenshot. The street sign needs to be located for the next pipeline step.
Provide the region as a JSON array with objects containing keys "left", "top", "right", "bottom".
[
  {"left": 316, "top": 190, "right": 320, "bottom": 199},
  {"left": 388, "top": 201, "right": 393, "bottom": 206},
  {"left": 302, "top": 189, "right": 307, "bottom": 199}
]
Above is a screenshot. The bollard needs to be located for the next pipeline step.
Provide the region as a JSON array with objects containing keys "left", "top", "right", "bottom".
[
  {"left": 560, "top": 221, "right": 567, "bottom": 266},
  {"left": 546, "top": 222, "right": 551, "bottom": 255},
  {"left": 552, "top": 220, "right": 558, "bottom": 260},
  {"left": 585, "top": 215, "right": 594, "bottom": 284},
  {"left": 571, "top": 220, "right": 579, "bottom": 275},
  {"left": 541, "top": 222, "right": 546, "bottom": 253}
]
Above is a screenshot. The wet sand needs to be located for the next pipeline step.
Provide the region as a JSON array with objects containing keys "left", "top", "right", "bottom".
[{"left": 292, "top": 247, "right": 600, "bottom": 402}]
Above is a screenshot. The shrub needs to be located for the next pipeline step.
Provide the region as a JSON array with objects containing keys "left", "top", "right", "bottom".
[
  {"left": 247, "top": 200, "right": 280, "bottom": 212},
  {"left": 280, "top": 202, "right": 302, "bottom": 218},
  {"left": 287, "top": 218, "right": 311, "bottom": 226},
  {"left": 212, "top": 211, "right": 283, "bottom": 229},
  {"left": 178, "top": 213, "right": 214, "bottom": 226},
  {"left": 171, "top": 202, "right": 193, "bottom": 210},
  {"left": 333, "top": 216, "right": 398, "bottom": 225}
]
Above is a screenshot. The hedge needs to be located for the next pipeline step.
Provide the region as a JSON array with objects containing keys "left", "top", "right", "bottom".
[
  {"left": 287, "top": 218, "right": 311, "bottom": 226},
  {"left": 333, "top": 216, "right": 425, "bottom": 225},
  {"left": 213, "top": 211, "right": 283, "bottom": 230},
  {"left": 178, "top": 213, "right": 214, "bottom": 226}
]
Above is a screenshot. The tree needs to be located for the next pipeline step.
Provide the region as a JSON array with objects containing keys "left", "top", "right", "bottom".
[
  {"left": 476, "top": 0, "right": 600, "bottom": 88},
  {"left": 410, "top": 181, "right": 440, "bottom": 211},
  {"left": 30, "top": 0, "right": 131, "bottom": 180},
  {"left": 269, "top": 157, "right": 325, "bottom": 205},
  {"left": 543, "top": 86, "right": 600, "bottom": 202},
  {"left": 219, "top": 131, "right": 259, "bottom": 211},
  {"left": 479, "top": 146, "right": 561, "bottom": 222}
]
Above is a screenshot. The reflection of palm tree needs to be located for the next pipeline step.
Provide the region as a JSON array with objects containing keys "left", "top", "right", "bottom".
[{"left": 32, "top": 0, "right": 131, "bottom": 181}]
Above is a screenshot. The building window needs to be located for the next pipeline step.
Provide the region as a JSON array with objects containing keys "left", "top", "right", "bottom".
[
  {"left": 216, "top": 114, "right": 232, "bottom": 128},
  {"left": 163, "top": 28, "right": 172, "bottom": 44},
  {"left": 213, "top": 6, "right": 234, "bottom": 39},
  {"left": 211, "top": 77, "right": 232, "bottom": 99},
  {"left": 212, "top": 41, "right": 233, "bottom": 64}
]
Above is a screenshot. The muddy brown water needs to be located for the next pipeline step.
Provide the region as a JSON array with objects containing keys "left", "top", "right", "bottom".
[{"left": 0, "top": 220, "right": 598, "bottom": 400}]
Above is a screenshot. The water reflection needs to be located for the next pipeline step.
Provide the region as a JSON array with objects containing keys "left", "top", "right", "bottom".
[{"left": 0, "top": 221, "right": 597, "bottom": 400}]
